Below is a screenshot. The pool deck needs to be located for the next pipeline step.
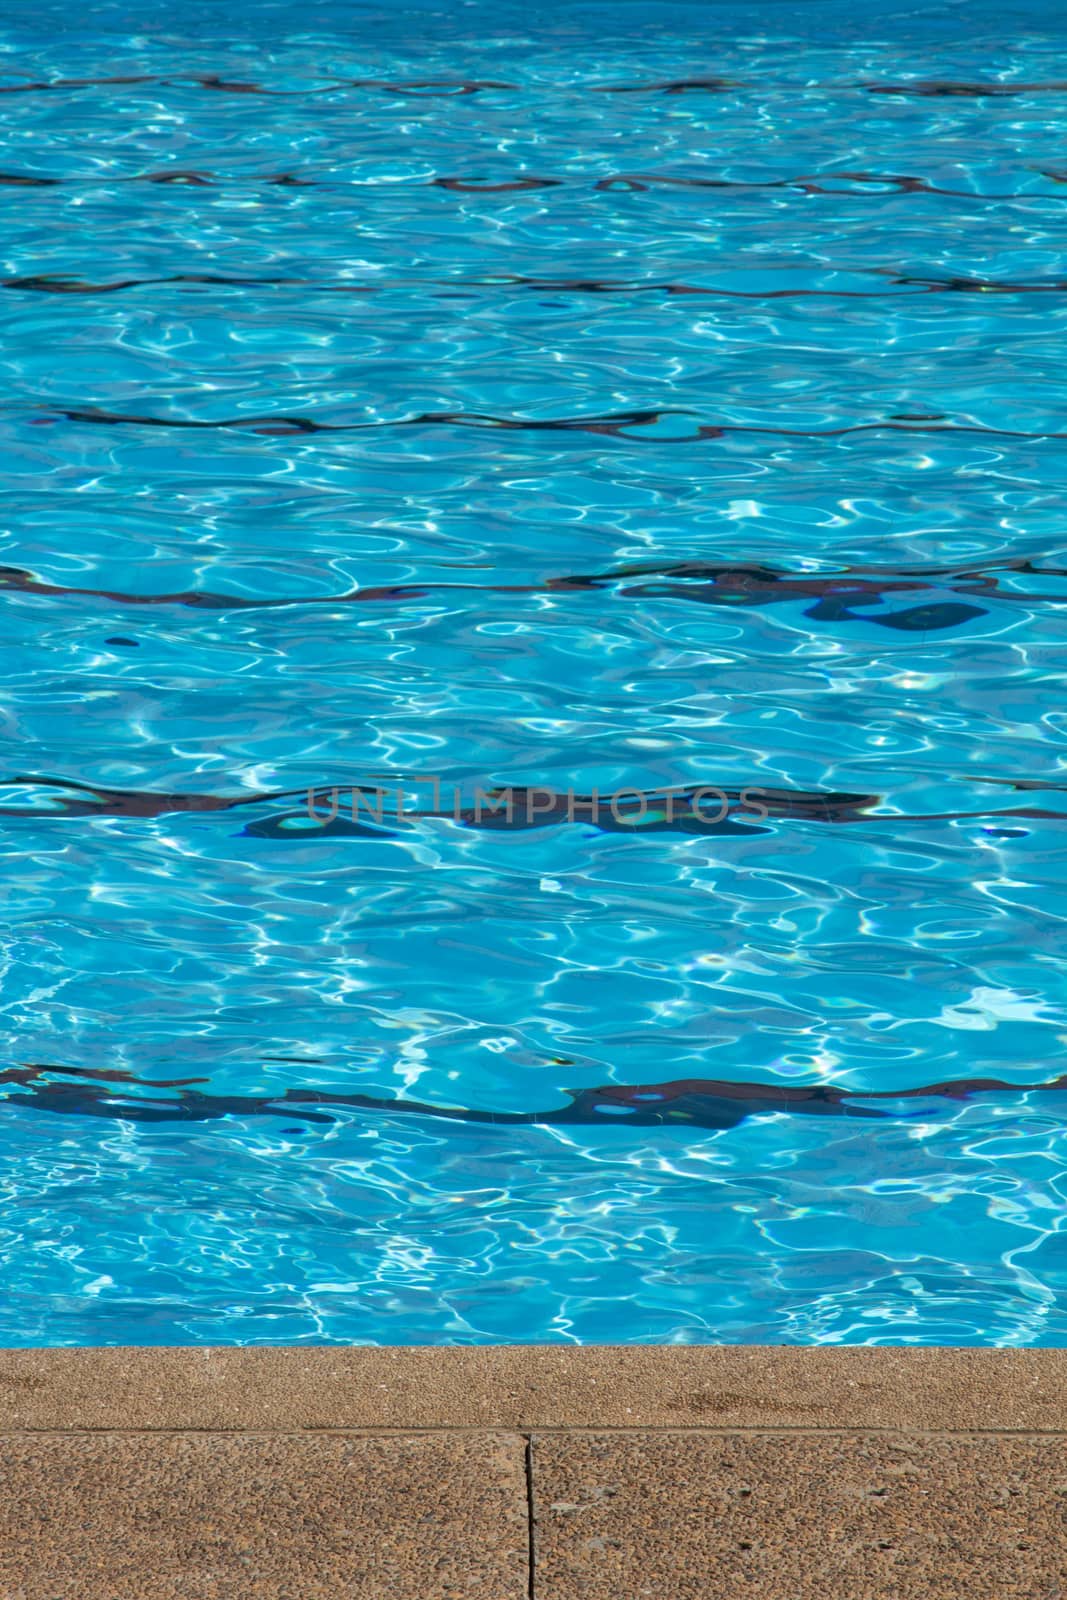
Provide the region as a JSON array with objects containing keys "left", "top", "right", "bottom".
[{"left": 0, "top": 1346, "right": 1064, "bottom": 1597}]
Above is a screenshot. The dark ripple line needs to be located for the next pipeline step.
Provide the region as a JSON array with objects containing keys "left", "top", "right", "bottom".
[
  {"left": 5, "top": 270, "right": 1066, "bottom": 299},
  {"left": 253, "top": 795, "right": 1066, "bottom": 839},
  {"left": 0, "top": 775, "right": 293, "bottom": 818},
  {"left": 432, "top": 175, "right": 562, "bottom": 191},
  {"left": 33, "top": 405, "right": 1067, "bottom": 443},
  {"left": 591, "top": 171, "right": 1064, "bottom": 200},
  {"left": 4, "top": 1062, "right": 1067, "bottom": 1130},
  {"left": 2, "top": 557, "right": 1064, "bottom": 622},
  {"left": 3, "top": 73, "right": 1067, "bottom": 99},
  {"left": 3, "top": 272, "right": 307, "bottom": 293},
  {"left": 0, "top": 778, "right": 878, "bottom": 826},
  {"left": 0, "top": 776, "right": 1062, "bottom": 834},
  {"left": 0, "top": 74, "right": 518, "bottom": 98},
  {"left": 0, "top": 169, "right": 312, "bottom": 188},
  {"left": 598, "top": 77, "right": 739, "bottom": 94},
  {"left": 604, "top": 78, "right": 1067, "bottom": 97},
  {"left": 0, "top": 168, "right": 1061, "bottom": 201},
  {"left": 863, "top": 79, "right": 1067, "bottom": 97}
]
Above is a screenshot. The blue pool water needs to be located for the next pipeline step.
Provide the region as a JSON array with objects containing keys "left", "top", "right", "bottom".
[{"left": 1, "top": 0, "right": 1066, "bottom": 1347}]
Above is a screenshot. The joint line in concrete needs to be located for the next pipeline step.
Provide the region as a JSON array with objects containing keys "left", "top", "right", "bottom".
[{"left": 525, "top": 1433, "right": 537, "bottom": 1600}]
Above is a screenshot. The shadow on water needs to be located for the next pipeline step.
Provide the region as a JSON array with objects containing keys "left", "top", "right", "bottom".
[{"left": 3, "top": 1062, "right": 1067, "bottom": 1133}]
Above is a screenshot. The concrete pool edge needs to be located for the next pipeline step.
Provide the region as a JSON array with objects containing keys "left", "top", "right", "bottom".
[
  {"left": 1, "top": 1345, "right": 1065, "bottom": 1431},
  {"left": 3, "top": 1350, "right": 1065, "bottom": 1597}
]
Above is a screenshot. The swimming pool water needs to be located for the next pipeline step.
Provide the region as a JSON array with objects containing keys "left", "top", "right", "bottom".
[{"left": 1, "top": 0, "right": 1066, "bottom": 1347}]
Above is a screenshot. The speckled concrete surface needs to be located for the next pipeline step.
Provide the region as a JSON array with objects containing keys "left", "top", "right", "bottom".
[
  {"left": 0, "top": 1431, "right": 528, "bottom": 1600},
  {"left": 1, "top": 1350, "right": 1066, "bottom": 1600},
  {"left": 532, "top": 1430, "right": 1067, "bottom": 1600},
  {"left": 1, "top": 1345, "right": 1064, "bottom": 1431}
]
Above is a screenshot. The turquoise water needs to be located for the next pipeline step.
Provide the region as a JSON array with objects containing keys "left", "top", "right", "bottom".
[{"left": 2, "top": 0, "right": 1067, "bottom": 1346}]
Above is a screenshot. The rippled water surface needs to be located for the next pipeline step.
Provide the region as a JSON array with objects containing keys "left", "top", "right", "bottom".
[{"left": 2, "top": 0, "right": 1066, "bottom": 1346}]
